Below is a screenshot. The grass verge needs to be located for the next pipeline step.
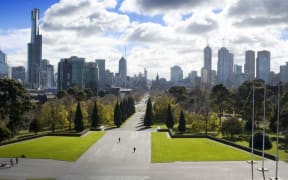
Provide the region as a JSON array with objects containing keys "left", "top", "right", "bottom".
[
  {"left": 0, "top": 131, "right": 104, "bottom": 161},
  {"left": 152, "top": 132, "right": 260, "bottom": 163}
]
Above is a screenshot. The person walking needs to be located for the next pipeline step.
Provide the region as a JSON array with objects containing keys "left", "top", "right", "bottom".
[
  {"left": 10, "top": 158, "right": 13, "bottom": 166},
  {"left": 118, "top": 137, "right": 120, "bottom": 143},
  {"left": 133, "top": 147, "right": 136, "bottom": 153},
  {"left": 16, "top": 157, "right": 18, "bottom": 164}
]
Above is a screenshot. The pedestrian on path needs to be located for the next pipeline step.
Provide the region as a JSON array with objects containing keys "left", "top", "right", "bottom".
[
  {"left": 16, "top": 157, "right": 18, "bottom": 164},
  {"left": 10, "top": 158, "right": 13, "bottom": 166},
  {"left": 118, "top": 137, "right": 121, "bottom": 143},
  {"left": 133, "top": 147, "right": 136, "bottom": 153}
]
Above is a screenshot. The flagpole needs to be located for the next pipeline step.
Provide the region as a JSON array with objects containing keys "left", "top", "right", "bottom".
[
  {"left": 270, "top": 82, "right": 282, "bottom": 180},
  {"left": 258, "top": 83, "right": 268, "bottom": 172}
]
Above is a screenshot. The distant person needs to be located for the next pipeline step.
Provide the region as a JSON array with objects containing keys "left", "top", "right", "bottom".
[
  {"left": 16, "top": 157, "right": 18, "bottom": 164},
  {"left": 10, "top": 158, "right": 13, "bottom": 166},
  {"left": 118, "top": 137, "right": 121, "bottom": 143},
  {"left": 133, "top": 147, "right": 136, "bottom": 153}
]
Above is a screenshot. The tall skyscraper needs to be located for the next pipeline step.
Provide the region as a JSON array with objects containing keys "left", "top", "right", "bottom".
[
  {"left": 12, "top": 66, "right": 26, "bottom": 83},
  {"left": 201, "top": 45, "right": 212, "bottom": 87},
  {"left": 95, "top": 59, "right": 106, "bottom": 90},
  {"left": 40, "top": 59, "right": 54, "bottom": 89},
  {"left": 256, "top": 50, "right": 270, "bottom": 83},
  {"left": 27, "top": 8, "right": 42, "bottom": 89},
  {"left": 0, "top": 49, "right": 8, "bottom": 78},
  {"left": 217, "top": 47, "right": 233, "bottom": 87},
  {"left": 171, "top": 65, "right": 183, "bottom": 83},
  {"left": 118, "top": 57, "right": 127, "bottom": 86},
  {"left": 244, "top": 50, "right": 255, "bottom": 81},
  {"left": 57, "top": 56, "right": 85, "bottom": 91}
]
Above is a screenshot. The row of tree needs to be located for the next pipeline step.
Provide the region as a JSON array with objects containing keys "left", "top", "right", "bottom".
[{"left": 113, "top": 97, "right": 136, "bottom": 127}]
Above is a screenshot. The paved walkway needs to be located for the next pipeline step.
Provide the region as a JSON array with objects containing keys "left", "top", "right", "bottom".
[{"left": 1, "top": 94, "right": 288, "bottom": 180}]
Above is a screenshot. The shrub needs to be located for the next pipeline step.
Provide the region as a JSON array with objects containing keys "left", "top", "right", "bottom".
[
  {"left": 249, "top": 132, "right": 272, "bottom": 150},
  {"left": 221, "top": 117, "right": 242, "bottom": 139},
  {"left": 0, "top": 126, "right": 11, "bottom": 142}
]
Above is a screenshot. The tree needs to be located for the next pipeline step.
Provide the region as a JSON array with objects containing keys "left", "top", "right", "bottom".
[
  {"left": 0, "top": 126, "right": 11, "bottom": 142},
  {"left": 39, "top": 101, "right": 68, "bottom": 133},
  {"left": 210, "top": 84, "right": 231, "bottom": 126},
  {"left": 178, "top": 111, "right": 186, "bottom": 133},
  {"left": 57, "top": 90, "right": 68, "bottom": 99},
  {"left": 144, "top": 98, "right": 153, "bottom": 127},
  {"left": 84, "top": 88, "right": 93, "bottom": 99},
  {"left": 29, "top": 119, "right": 41, "bottom": 135},
  {"left": 74, "top": 102, "right": 84, "bottom": 132},
  {"left": 0, "top": 79, "right": 33, "bottom": 135},
  {"left": 220, "top": 117, "right": 242, "bottom": 139},
  {"left": 249, "top": 132, "right": 272, "bottom": 150},
  {"left": 166, "top": 104, "right": 174, "bottom": 129},
  {"left": 114, "top": 102, "right": 122, "bottom": 127},
  {"left": 91, "top": 101, "right": 100, "bottom": 128}
]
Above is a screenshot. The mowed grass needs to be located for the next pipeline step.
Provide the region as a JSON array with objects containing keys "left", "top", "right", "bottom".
[
  {"left": 152, "top": 132, "right": 260, "bottom": 163},
  {"left": 0, "top": 131, "right": 104, "bottom": 161}
]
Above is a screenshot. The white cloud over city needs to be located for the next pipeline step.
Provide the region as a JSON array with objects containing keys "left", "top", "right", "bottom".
[{"left": 1, "top": 0, "right": 288, "bottom": 79}]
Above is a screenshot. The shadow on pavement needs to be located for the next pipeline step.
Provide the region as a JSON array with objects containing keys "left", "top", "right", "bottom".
[{"left": 136, "top": 126, "right": 151, "bottom": 131}]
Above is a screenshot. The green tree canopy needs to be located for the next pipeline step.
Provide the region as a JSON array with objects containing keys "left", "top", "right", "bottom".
[
  {"left": 221, "top": 117, "right": 242, "bottom": 139},
  {"left": 91, "top": 101, "right": 100, "bottom": 128},
  {"left": 166, "top": 104, "right": 174, "bottom": 129},
  {"left": 114, "top": 102, "right": 122, "bottom": 127},
  {"left": 144, "top": 98, "right": 153, "bottom": 127},
  {"left": 178, "top": 110, "right": 186, "bottom": 133}
]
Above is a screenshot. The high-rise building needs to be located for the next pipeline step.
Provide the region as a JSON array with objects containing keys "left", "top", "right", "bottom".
[
  {"left": 171, "top": 65, "right": 183, "bottom": 83},
  {"left": 85, "top": 62, "right": 99, "bottom": 95},
  {"left": 217, "top": 47, "right": 233, "bottom": 87},
  {"left": 95, "top": 59, "right": 105, "bottom": 90},
  {"left": 27, "top": 8, "right": 42, "bottom": 89},
  {"left": 105, "top": 70, "right": 114, "bottom": 87},
  {"left": 0, "top": 50, "right": 8, "bottom": 78},
  {"left": 201, "top": 45, "right": 212, "bottom": 86},
  {"left": 280, "top": 62, "right": 288, "bottom": 83},
  {"left": 40, "top": 59, "right": 54, "bottom": 89},
  {"left": 244, "top": 50, "right": 255, "bottom": 80},
  {"left": 118, "top": 57, "right": 127, "bottom": 86},
  {"left": 12, "top": 66, "right": 26, "bottom": 84},
  {"left": 57, "top": 56, "right": 85, "bottom": 91},
  {"left": 256, "top": 50, "right": 270, "bottom": 83}
]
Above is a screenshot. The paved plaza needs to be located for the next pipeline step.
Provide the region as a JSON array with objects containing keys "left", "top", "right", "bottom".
[{"left": 0, "top": 96, "right": 288, "bottom": 180}]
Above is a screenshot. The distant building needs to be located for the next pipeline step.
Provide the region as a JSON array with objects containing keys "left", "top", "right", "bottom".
[
  {"left": 0, "top": 50, "right": 9, "bottom": 78},
  {"left": 118, "top": 57, "right": 127, "bottom": 87},
  {"left": 171, "top": 65, "right": 183, "bottom": 83},
  {"left": 280, "top": 62, "right": 288, "bottom": 83},
  {"left": 95, "top": 59, "right": 105, "bottom": 90},
  {"left": 201, "top": 45, "right": 212, "bottom": 87},
  {"left": 40, "top": 59, "right": 54, "bottom": 89},
  {"left": 27, "top": 8, "right": 42, "bottom": 89},
  {"left": 105, "top": 70, "right": 114, "bottom": 87},
  {"left": 12, "top": 66, "right": 26, "bottom": 84},
  {"left": 85, "top": 62, "right": 99, "bottom": 95},
  {"left": 217, "top": 47, "right": 233, "bottom": 87},
  {"left": 57, "top": 56, "right": 85, "bottom": 91},
  {"left": 256, "top": 50, "right": 270, "bottom": 83},
  {"left": 244, "top": 50, "right": 255, "bottom": 81}
]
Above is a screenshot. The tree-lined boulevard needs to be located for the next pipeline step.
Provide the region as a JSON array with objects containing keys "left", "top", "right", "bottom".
[{"left": 0, "top": 95, "right": 288, "bottom": 180}]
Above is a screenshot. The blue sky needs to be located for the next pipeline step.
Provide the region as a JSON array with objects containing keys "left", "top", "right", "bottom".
[{"left": 0, "top": 0, "right": 287, "bottom": 79}]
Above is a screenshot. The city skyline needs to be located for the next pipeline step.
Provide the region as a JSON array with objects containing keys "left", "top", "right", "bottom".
[{"left": 0, "top": 0, "right": 288, "bottom": 80}]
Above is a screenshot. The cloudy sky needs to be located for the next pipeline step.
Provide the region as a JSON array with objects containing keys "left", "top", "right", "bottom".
[{"left": 1, "top": 0, "right": 288, "bottom": 80}]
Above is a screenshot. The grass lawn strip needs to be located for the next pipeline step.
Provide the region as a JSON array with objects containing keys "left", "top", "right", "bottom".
[
  {"left": 0, "top": 131, "right": 104, "bottom": 161},
  {"left": 26, "top": 179, "right": 56, "bottom": 180},
  {"left": 152, "top": 132, "right": 260, "bottom": 163}
]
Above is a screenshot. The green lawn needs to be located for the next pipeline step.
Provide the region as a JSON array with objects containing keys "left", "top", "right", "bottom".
[
  {"left": 152, "top": 132, "right": 260, "bottom": 163},
  {"left": 0, "top": 131, "right": 104, "bottom": 161},
  {"left": 26, "top": 179, "right": 56, "bottom": 180}
]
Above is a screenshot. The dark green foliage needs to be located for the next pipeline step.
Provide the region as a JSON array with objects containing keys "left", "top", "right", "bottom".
[
  {"left": 114, "top": 102, "right": 122, "bottom": 127},
  {"left": 98, "top": 90, "right": 106, "bottom": 97},
  {"left": 249, "top": 132, "right": 272, "bottom": 150},
  {"left": 0, "top": 126, "right": 11, "bottom": 142},
  {"left": 0, "top": 79, "right": 33, "bottom": 135},
  {"left": 166, "top": 104, "right": 174, "bottom": 129},
  {"left": 128, "top": 96, "right": 136, "bottom": 114},
  {"left": 67, "top": 86, "right": 79, "bottom": 96},
  {"left": 57, "top": 90, "right": 68, "bottom": 99},
  {"left": 221, "top": 117, "right": 242, "bottom": 139},
  {"left": 178, "top": 111, "right": 186, "bottom": 133},
  {"left": 210, "top": 84, "right": 231, "bottom": 125},
  {"left": 144, "top": 98, "right": 153, "bottom": 127},
  {"left": 84, "top": 88, "right": 93, "bottom": 99},
  {"left": 75, "top": 91, "right": 86, "bottom": 101},
  {"left": 91, "top": 101, "right": 100, "bottom": 128},
  {"left": 29, "top": 119, "right": 41, "bottom": 135},
  {"left": 120, "top": 102, "right": 125, "bottom": 122},
  {"left": 74, "top": 102, "right": 84, "bottom": 132},
  {"left": 244, "top": 120, "right": 256, "bottom": 132},
  {"left": 168, "top": 86, "right": 186, "bottom": 102}
]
